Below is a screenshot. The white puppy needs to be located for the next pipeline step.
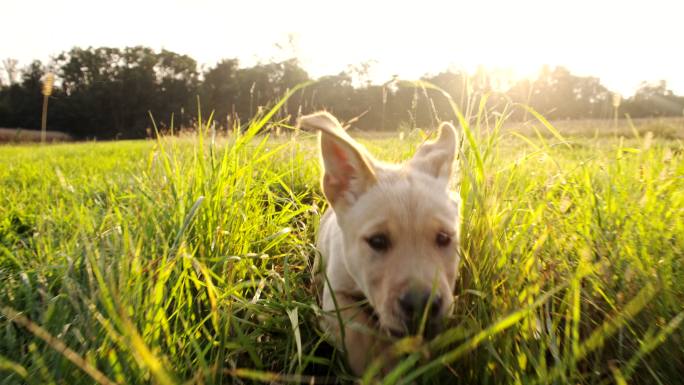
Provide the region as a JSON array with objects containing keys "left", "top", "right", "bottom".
[{"left": 299, "top": 112, "right": 461, "bottom": 375}]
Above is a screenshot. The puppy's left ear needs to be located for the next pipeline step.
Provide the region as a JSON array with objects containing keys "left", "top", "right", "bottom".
[{"left": 408, "top": 122, "right": 459, "bottom": 181}]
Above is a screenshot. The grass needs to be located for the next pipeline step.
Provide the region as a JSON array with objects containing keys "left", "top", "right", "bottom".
[
  {"left": 504, "top": 116, "right": 684, "bottom": 140},
  {"left": 0, "top": 93, "right": 683, "bottom": 384}
]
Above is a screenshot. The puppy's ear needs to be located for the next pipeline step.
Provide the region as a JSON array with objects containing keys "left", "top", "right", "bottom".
[
  {"left": 408, "top": 122, "right": 459, "bottom": 181},
  {"left": 298, "top": 112, "right": 376, "bottom": 209}
]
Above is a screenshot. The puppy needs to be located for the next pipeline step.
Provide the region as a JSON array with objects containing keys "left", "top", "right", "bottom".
[{"left": 299, "top": 112, "right": 461, "bottom": 375}]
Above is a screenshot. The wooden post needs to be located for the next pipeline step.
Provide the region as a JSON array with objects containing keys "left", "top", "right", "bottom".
[
  {"left": 612, "top": 93, "right": 621, "bottom": 135},
  {"left": 41, "top": 73, "right": 55, "bottom": 144}
]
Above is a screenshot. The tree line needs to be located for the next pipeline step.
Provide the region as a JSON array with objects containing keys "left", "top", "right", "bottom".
[{"left": 1, "top": 46, "right": 683, "bottom": 139}]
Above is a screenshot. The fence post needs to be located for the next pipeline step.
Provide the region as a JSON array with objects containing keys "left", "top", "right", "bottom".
[{"left": 41, "top": 73, "right": 55, "bottom": 144}]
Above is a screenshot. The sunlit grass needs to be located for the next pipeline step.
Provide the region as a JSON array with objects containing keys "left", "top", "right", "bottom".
[{"left": 0, "top": 90, "right": 683, "bottom": 384}]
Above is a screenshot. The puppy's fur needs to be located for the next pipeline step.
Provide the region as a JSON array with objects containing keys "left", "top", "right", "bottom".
[{"left": 299, "top": 112, "right": 461, "bottom": 375}]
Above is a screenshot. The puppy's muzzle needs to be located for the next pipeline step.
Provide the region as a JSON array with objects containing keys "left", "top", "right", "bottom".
[{"left": 396, "top": 287, "right": 444, "bottom": 338}]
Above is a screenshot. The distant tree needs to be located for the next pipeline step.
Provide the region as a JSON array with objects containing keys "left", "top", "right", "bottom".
[
  {"left": 1, "top": 46, "right": 683, "bottom": 138},
  {"left": 199, "top": 58, "right": 309, "bottom": 130},
  {"left": 347, "top": 60, "right": 378, "bottom": 88},
  {"left": 279, "top": 59, "right": 310, "bottom": 119},
  {"left": 508, "top": 66, "right": 611, "bottom": 119},
  {"left": 232, "top": 59, "right": 309, "bottom": 125},
  {"left": 622, "top": 81, "right": 684, "bottom": 118},
  {"left": 421, "top": 71, "right": 470, "bottom": 124},
  {"left": 303, "top": 72, "right": 355, "bottom": 117},
  {"left": 377, "top": 71, "right": 470, "bottom": 131},
  {"left": 52, "top": 46, "right": 198, "bottom": 138},
  {"left": 2, "top": 58, "right": 20, "bottom": 86},
  {"left": 54, "top": 46, "right": 155, "bottom": 137},
  {"left": 200, "top": 59, "right": 240, "bottom": 127},
  {"left": 154, "top": 49, "right": 199, "bottom": 129},
  {"left": 0, "top": 60, "right": 44, "bottom": 129}
]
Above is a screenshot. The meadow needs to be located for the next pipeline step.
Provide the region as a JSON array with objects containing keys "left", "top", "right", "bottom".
[{"left": 0, "top": 100, "right": 683, "bottom": 384}]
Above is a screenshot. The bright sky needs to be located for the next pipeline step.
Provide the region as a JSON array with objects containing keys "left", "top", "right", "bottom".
[{"left": 3, "top": 0, "right": 683, "bottom": 96}]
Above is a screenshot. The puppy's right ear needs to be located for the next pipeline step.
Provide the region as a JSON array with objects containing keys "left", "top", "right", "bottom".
[
  {"left": 408, "top": 121, "right": 458, "bottom": 182},
  {"left": 298, "top": 112, "right": 376, "bottom": 210}
]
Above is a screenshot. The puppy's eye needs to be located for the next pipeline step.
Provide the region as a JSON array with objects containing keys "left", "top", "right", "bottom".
[
  {"left": 435, "top": 232, "right": 451, "bottom": 248},
  {"left": 366, "top": 233, "right": 390, "bottom": 252}
]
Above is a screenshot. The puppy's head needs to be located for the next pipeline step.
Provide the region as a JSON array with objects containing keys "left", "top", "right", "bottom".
[{"left": 300, "top": 112, "right": 461, "bottom": 338}]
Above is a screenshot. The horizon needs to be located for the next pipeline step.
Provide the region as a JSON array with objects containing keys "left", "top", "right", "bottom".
[{"left": 3, "top": 0, "right": 684, "bottom": 97}]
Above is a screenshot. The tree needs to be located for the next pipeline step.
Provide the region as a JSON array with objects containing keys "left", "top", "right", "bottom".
[
  {"left": 0, "top": 61, "right": 45, "bottom": 129},
  {"left": 622, "top": 81, "right": 684, "bottom": 118},
  {"left": 154, "top": 50, "right": 199, "bottom": 129},
  {"left": 2, "top": 46, "right": 683, "bottom": 139},
  {"left": 200, "top": 59, "right": 240, "bottom": 128},
  {"left": 52, "top": 46, "right": 198, "bottom": 138},
  {"left": 2, "top": 58, "right": 19, "bottom": 86},
  {"left": 508, "top": 66, "right": 611, "bottom": 120}
]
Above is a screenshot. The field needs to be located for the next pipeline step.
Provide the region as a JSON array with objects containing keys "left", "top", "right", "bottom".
[{"left": 1, "top": 106, "right": 683, "bottom": 384}]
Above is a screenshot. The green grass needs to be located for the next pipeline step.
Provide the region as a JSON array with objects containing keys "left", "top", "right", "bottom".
[{"left": 1, "top": 98, "right": 683, "bottom": 384}]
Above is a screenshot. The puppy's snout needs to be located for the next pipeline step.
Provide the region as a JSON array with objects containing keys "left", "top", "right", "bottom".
[{"left": 399, "top": 288, "right": 442, "bottom": 323}]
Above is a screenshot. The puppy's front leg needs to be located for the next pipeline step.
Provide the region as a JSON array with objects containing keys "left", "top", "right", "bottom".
[{"left": 321, "top": 291, "right": 392, "bottom": 375}]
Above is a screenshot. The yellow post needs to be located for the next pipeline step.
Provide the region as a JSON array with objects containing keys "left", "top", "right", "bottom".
[
  {"left": 612, "top": 93, "right": 621, "bottom": 135},
  {"left": 41, "top": 73, "right": 55, "bottom": 144}
]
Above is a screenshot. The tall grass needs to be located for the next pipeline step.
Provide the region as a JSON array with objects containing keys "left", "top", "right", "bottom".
[{"left": 0, "top": 88, "right": 683, "bottom": 384}]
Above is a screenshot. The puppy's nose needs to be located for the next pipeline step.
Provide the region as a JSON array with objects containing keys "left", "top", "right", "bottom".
[{"left": 398, "top": 289, "right": 442, "bottom": 322}]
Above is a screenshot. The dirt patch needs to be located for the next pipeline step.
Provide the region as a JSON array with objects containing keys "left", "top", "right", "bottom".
[{"left": 0, "top": 128, "right": 72, "bottom": 143}]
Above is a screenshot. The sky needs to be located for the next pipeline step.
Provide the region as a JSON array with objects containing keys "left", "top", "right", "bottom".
[{"left": 2, "top": 0, "right": 683, "bottom": 96}]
